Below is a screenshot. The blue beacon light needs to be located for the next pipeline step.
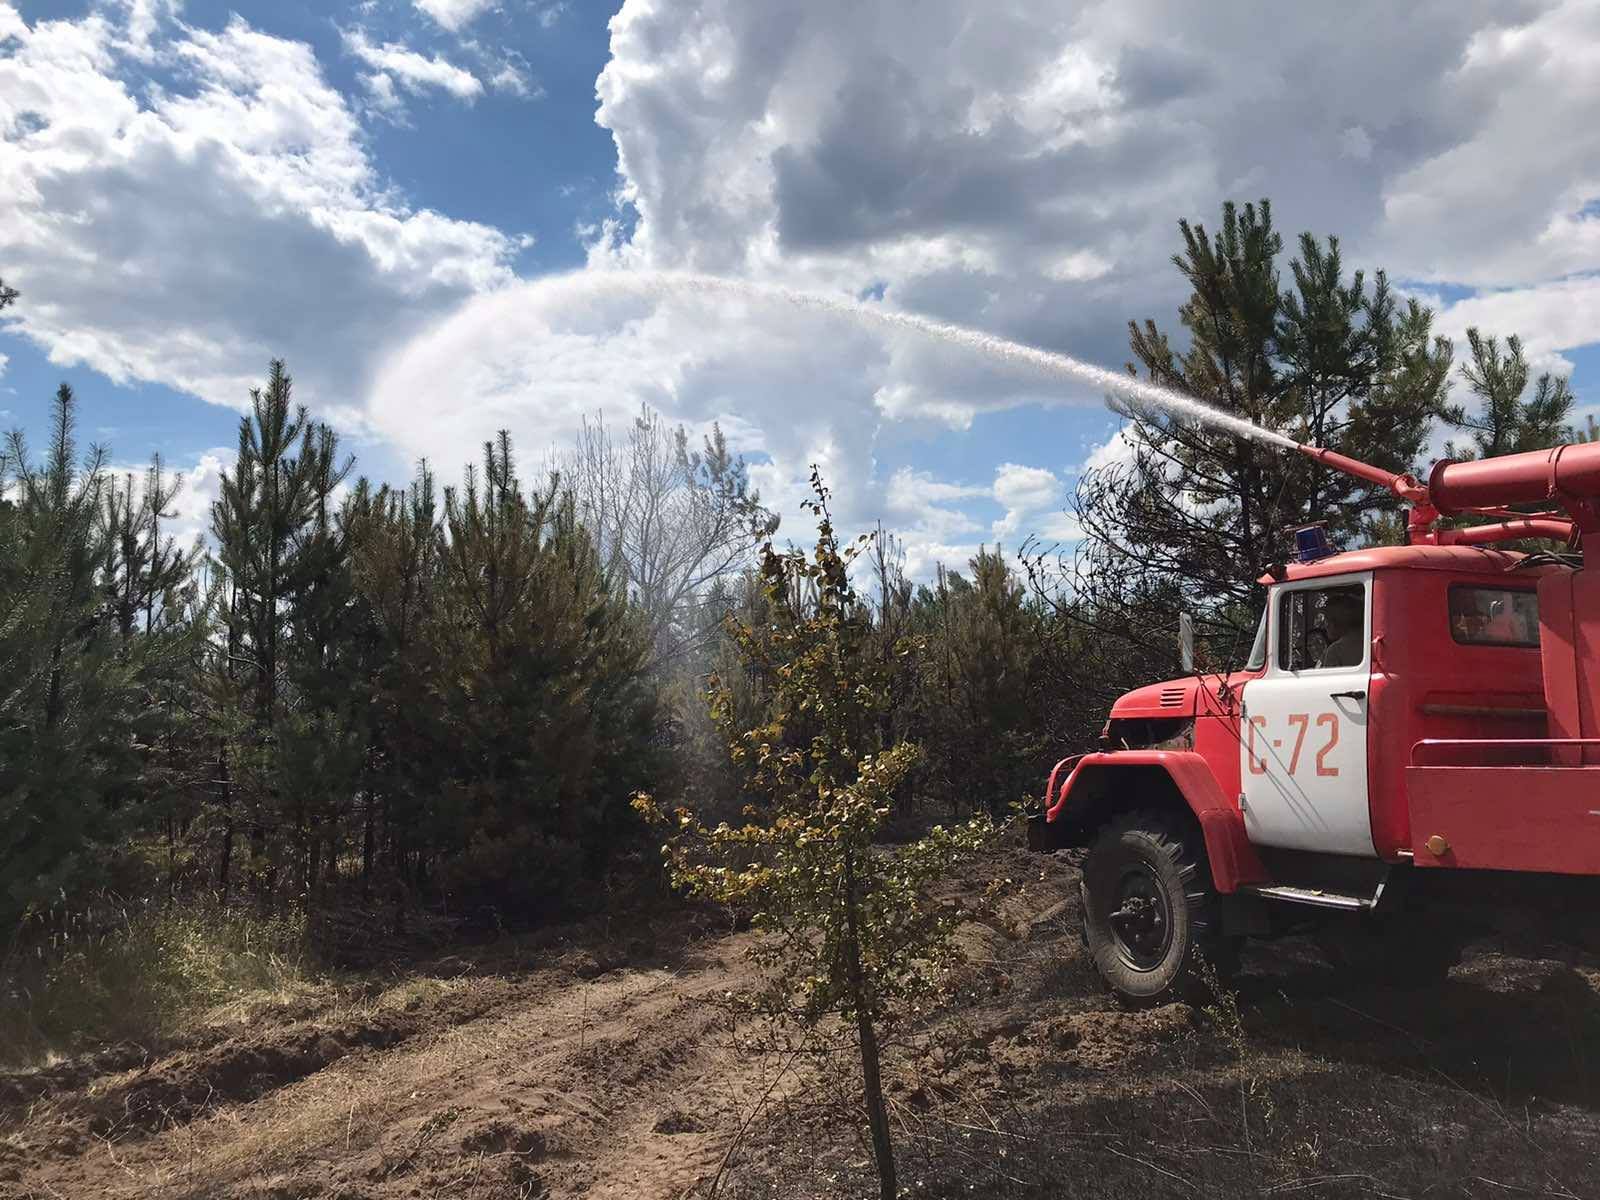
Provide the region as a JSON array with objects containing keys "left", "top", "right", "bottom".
[{"left": 1293, "top": 525, "right": 1334, "bottom": 562}]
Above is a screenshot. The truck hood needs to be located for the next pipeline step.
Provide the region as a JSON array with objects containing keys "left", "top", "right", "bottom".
[
  {"left": 1109, "top": 671, "right": 1259, "bottom": 719},
  {"left": 1110, "top": 677, "right": 1201, "bottom": 718}
]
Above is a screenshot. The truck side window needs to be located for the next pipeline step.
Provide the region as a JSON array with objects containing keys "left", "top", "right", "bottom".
[
  {"left": 1449, "top": 585, "right": 1539, "bottom": 647},
  {"left": 1278, "top": 585, "right": 1365, "bottom": 671}
]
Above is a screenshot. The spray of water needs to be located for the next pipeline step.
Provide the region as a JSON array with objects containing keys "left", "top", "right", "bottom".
[{"left": 576, "top": 270, "right": 1302, "bottom": 453}]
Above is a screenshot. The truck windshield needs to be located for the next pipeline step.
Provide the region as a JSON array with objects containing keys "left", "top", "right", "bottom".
[{"left": 1245, "top": 604, "right": 1268, "bottom": 670}]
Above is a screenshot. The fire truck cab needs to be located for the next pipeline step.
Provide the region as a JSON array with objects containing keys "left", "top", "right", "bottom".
[{"left": 1029, "top": 441, "right": 1600, "bottom": 1005}]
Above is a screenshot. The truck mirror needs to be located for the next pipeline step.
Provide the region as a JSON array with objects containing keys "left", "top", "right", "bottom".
[{"left": 1179, "top": 612, "right": 1195, "bottom": 673}]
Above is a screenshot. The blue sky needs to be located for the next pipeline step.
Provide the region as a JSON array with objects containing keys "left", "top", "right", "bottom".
[
  {"left": 2, "top": 0, "right": 1597, "bottom": 571},
  {"left": 1, "top": 0, "right": 623, "bottom": 483}
]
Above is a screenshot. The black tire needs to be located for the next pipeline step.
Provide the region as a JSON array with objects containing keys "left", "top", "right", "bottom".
[{"left": 1081, "top": 809, "right": 1236, "bottom": 1008}]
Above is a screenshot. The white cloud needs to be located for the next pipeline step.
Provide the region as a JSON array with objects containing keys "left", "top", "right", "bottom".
[
  {"left": 0, "top": 8, "right": 519, "bottom": 419},
  {"left": 1339, "top": 124, "right": 1373, "bottom": 161},
  {"left": 105, "top": 447, "right": 230, "bottom": 551},
  {"left": 171, "top": 451, "right": 228, "bottom": 547},
  {"left": 992, "top": 462, "right": 1059, "bottom": 512},
  {"left": 880, "top": 461, "right": 1079, "bottom": 569},
  {"left": 343, "top": 29, "right": 482, "bottom": 103},
  {"left": 991, "top": 462, "right": 1060, "bottom": 540},
  {"left": 371, "top": 0, "right": 1600, "bottom": 578},
  {"left": 1043, "top": 250, "right": 1115, "bottom": 283},
  {"left": 414, "top": 0, "right": 495, "bottom": 33},
  {"left": 488, "top": 62, "right": 534, "bottom": 97},
  {"left": 886, "top": 467, "right": 988, "bottom": 509},
  {"left": 450, "top": 38, "right": 539, "bottom": 101},
  {"left": 990, "top": 462, "right": 1082, "bottom": 543},
  {"left": 105, "top": 0, "right": 180, "bottom": 60},
  {"left": 0, "top": 353, "right": 8, "bottom": 380},
  {"left": 1082, "top": 428, "right": 1138, "bottom": 473},
  {"left": 363, "top": 69, "right": 404, "bottom": 116},
  {"left": 883, "top": 467, "right": 988, "bottom": 550},
  {"left": 1375, "top": 2, "right": 1600, "bottom": 288},
  {"left": 1432, "top": 277, "right": 1600, "bottom": 362}
]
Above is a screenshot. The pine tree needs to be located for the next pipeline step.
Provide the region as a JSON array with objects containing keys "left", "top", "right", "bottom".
[
  {"left": 387, "top": 431, "right": 659, "bottom": 916},
  {"left": 209, "top": 360, "right": 349, "bottom": 900},
  {"left": 349, "top": 466, "right": 444, "bottom": 895},
  {"left": 100, "top": 454, "right": 192, "bottom": 642},
  {"left": 1443, "top": 328, "right": 1575, "bottom": 459},
  {"left": 0, "top": 387, "right": 195, "bottom": 924},
  {"left": 1062, "top": 200, "right": 1453, "bottom": 664},
  {"left": 212, "top": 362, "right": 320, "bottom": 729},
  {"left": 280, "top": 423, "right": 357, "bottom": 898},
  {"left": 916, "top": 548, "right": 1043, "bottom": 817}
]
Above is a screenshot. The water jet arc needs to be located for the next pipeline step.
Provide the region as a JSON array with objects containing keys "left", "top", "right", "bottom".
[{"left": 576, "top": 270, "right": 1301, "bottom": 453}]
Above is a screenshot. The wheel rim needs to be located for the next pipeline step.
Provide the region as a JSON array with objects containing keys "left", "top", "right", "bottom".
[{"left": 1107, "top": 864, "right": 1173, "bottom": 971}]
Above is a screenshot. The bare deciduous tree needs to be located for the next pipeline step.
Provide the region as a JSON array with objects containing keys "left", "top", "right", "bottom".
[{"left": 562, "top": 405, "right": 777, "bottom": 664}]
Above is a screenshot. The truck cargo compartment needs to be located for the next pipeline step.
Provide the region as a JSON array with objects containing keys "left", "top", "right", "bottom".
[{"left": 1407, "top": 744, "right": 1600, "bottom": 874}]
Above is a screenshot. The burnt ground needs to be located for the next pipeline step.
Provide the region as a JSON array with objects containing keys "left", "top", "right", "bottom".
[{"left": 4, "top": 846, "right": 1600, "bottom": 1199}]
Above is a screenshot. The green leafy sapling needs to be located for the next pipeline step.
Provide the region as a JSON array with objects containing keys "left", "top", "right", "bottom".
[{"left": 635, "top": 468, "right": 996, "bottom": 1200}]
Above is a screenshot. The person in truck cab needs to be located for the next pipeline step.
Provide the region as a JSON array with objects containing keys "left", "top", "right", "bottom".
[{"left": 1318, "top": 591, "right": 1364, "bottom": 668}]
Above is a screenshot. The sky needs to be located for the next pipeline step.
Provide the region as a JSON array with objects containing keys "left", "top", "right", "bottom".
[{"left": 1, "top": 0, "right": 1598, "bottom": 576}]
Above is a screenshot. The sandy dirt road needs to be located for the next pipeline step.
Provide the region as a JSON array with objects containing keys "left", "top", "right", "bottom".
[
  {"left": 8, "top": 850, "right": 1600, "bottom": 1199},
  {"left": 2, "top": 914, "right": 800, "bottom": 1200}
]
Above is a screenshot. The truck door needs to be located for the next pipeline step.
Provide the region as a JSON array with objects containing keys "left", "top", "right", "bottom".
[{"left": 1239, "top": 572, "right": 1375, "bottom": 856}]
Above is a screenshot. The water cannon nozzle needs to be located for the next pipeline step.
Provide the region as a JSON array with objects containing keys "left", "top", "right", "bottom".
[{"left": 1296, "top": 442, "right": 1431, "bottom": 505}]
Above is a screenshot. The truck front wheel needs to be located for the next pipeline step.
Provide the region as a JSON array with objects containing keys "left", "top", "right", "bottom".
[{"left": 1082, "top": 809, "right": 1236, "bottom": 1007}]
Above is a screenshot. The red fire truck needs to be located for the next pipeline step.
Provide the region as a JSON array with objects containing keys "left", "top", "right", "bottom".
[{"left": 1028, "top": 439, "right": 1600, "bottom": 1005}]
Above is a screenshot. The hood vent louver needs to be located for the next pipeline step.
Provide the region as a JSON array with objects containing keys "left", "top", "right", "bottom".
[{"left": 1159, "top": 687, "right": 1186, "bottom": 708}]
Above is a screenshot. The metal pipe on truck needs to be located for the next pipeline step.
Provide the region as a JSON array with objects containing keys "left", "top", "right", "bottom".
[{"left": 1429, "top": 442, "right": 1600, "bottom": 516}]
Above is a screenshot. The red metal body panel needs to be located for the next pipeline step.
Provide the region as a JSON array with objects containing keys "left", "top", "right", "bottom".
[
  {"left": 1407, "top": 767, "right": 1600, "bottom": 873},
  {"left": 1541, "top": 573, "right": 1582, "bottom": 761},
  {"left": 1193, "top": 681, "right": 1247, "bottom": 809},
  {"left": 1367, "top": 579, "right": 1404, "bottom": 859},
  {"left": 1407, "top": 738, "right": 1600, "bottom": 874},
  {"left": 1364, "top": 566, "right": 1551, "bottom": 857},
  {"left": 1107, "top": 671, "right": 1256, "bottom": 721},
  {"left": 1572, "top": 569, "right": 1599, "bottom": 752},
  {"left": 1537, "top": 570, "right": 1600, "bottom": 764},
  {"left": 1411, "top": 738, "right": 1600, "bottom": 766},
  {"left": 1046, "top": 750, "right": 1267, "bottom": 892},
  {"left": 1108, "top": 677, "right": 1199, "bottom": 718},
  {"left": 1258, "top": 544, "right": 1531, "bottom": 585}
]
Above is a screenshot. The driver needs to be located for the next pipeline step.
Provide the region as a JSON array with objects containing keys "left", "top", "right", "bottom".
[{"left": 1318, "top": 592, "right": 1364, "bottom": 668}]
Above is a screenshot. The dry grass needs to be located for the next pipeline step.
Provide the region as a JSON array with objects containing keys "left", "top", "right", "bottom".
[
  {"left": 1, "top": 901, "right": 327, "bottom": 1069},
  {"left": 156, "top": 980, "right": 527, "bottom": 1186}
]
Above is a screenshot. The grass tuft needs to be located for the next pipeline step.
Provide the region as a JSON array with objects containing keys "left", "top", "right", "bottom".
[{"left": 1, "top": 900, "right": 321, "bottom": 1069}]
